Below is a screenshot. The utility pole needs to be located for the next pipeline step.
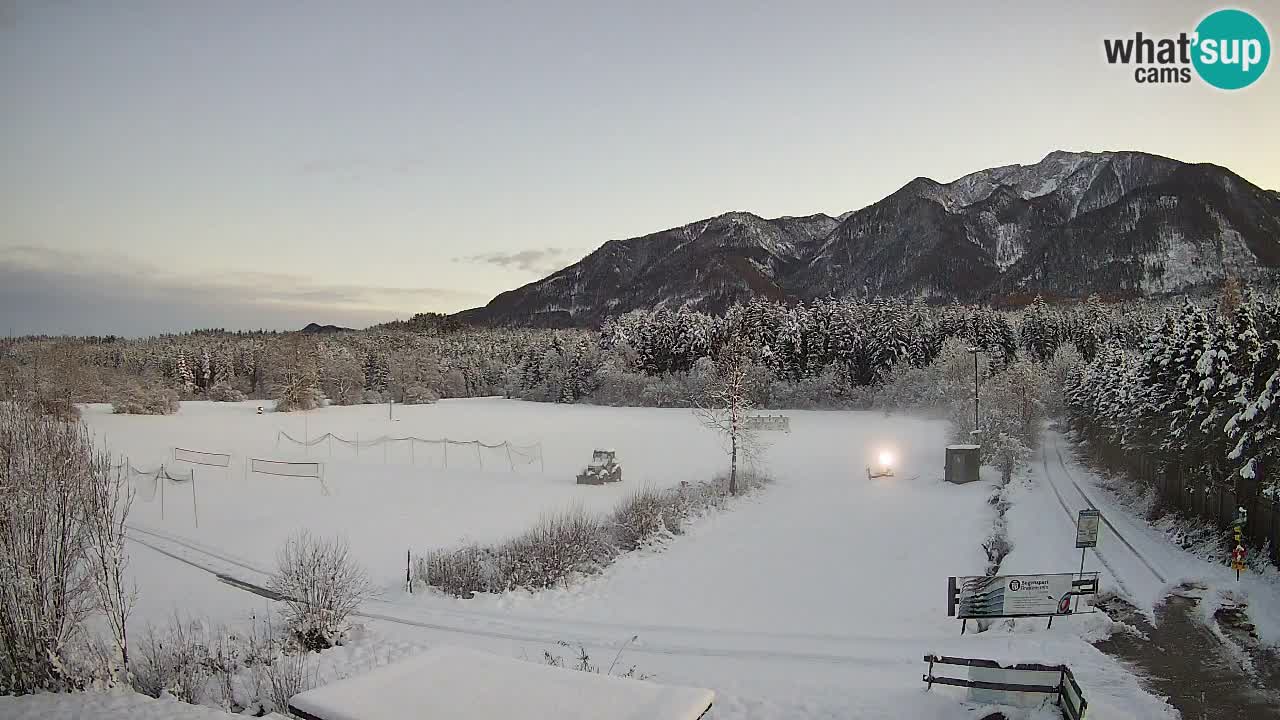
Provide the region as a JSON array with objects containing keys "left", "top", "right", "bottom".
[{"left": 967, "top": 346, "right": 982, "bottom": 435}]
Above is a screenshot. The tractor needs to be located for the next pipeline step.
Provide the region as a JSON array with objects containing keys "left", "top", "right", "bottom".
[{"left": 576, "top": 449, "right": 622, "bottom": 485}]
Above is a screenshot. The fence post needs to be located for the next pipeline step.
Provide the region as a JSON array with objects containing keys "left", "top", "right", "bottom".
[{"left": 191, "top": 469, "right": 199, "bottom": 528}]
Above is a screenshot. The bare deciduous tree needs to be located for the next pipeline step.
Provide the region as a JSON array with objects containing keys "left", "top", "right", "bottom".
[
  {"left": 85, "top": 460, "right": 136, "bottom": 682},
  {"left": 694, "top": 332, "right": 759, "bottom": 495},
  {"left": 0, "top": 402, "right": 134, "bottom": 692},
  {"left": 268, "top": 532, "right": 373, "bottom": 651}
]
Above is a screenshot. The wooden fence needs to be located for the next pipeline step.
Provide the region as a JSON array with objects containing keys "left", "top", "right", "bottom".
[{"left": 1106, "top": 444, "right": 1279, "bottom": 566}]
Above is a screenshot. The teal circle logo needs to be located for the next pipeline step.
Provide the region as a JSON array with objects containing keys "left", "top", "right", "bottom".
[{"left": 1192, "top": 9, "right": 1270, "bottom": 89}]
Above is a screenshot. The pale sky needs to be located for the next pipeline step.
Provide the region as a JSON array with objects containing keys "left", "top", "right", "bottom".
[{"left": 2, "top": 0, "right": 1276, "bottom": 335}]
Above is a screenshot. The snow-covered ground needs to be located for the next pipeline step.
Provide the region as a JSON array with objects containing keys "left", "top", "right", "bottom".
[
  {"left": 0, "top": 690, "right": 252, "bottom": 720},
  {"left": 1007, "top": 430, "right": 1280, "bottom": 645},
  {"left": 78, "top": 400, "right": 1184, "bottom": 719}
]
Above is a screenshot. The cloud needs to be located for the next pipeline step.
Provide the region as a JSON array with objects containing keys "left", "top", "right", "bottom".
[
  {"left": 454, "top": 247, "right": 583, "bottom": 275},
  {"left": 0, "top": 245, "right": 485, "bottom": 337}
]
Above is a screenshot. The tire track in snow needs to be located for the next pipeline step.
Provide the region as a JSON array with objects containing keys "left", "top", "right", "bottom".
[
  {"left": 1048, "top": 436, "right": 1169, "bottom": 585},
  {"left": 127, "top": 523, "right": 271, "bottom": 577},
  {"left": 1039, "top": 442, "right": 1135, "bottom": 598},
  {"left": 127, "top": 525, "right": 912, "bottom": 668}
]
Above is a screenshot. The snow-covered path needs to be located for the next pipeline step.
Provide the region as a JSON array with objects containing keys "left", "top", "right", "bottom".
[{"left": 1006, "top": 430, "right": 1280, "bottom": 645}]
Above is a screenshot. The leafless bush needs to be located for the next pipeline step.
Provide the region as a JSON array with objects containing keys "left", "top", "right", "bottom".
[
  {"left": 264, "top": 650, "right": 312, "bottom": 716},
  {"left": 31, "top": 394, "right": 81, "bottom": 422},
  {"left": 542, "top": 637, "right": 648, "bottom": 680},
  {"left": 420, "top": 472, "right": 772, "bottom": 597},
  {"left": 128, "top": 613, "right": 284, "bottom": 713},
  {"left": 207, "top": 382, "right": 247, "bottom": 402},
  {"left": 416, "top": 545, "right": 499, "bottom": 598},
  {"left": 131, "top": 617, "right": 209, "bottom": 703},
  {"left": 611, "top": 486, "right": 679, "bottom": 551},
  {"left": 269, "top": 532, "right": 373, "bottom": 651},
  {"left": 502, "top": 509, "right": 613, "bottom": 591},
  {"left": 0, "top": 402, "right": 132, "bottom": 693},
  {"left": 111, "top": 383, "right": 180, "bottom": 415}
]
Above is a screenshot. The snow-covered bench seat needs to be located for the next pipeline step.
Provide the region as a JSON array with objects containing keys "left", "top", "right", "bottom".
[{"left": 287, "top": 646, "right": 715, "bottom": 720}]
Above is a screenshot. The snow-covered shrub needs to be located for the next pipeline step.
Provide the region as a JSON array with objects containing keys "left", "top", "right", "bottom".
[
  {"left": 438, "top": 368, "right": 467, "bottom": 398},
  {"left": 983, "top": 430, "right": 1032, "bottom": 485},
  {"left": 111, "top": 383, "right": 180, "bottom": 415},
  {"left": 875, "top": 338, "right": 984, "bottom": 413},
  {"left": 274, "top": 385, "right": 325, "bottom": 413},
  {"left": 268, "top": 532, "right": 372, "bottom": 651},
  {"left": 416, "top": 545, "right": 500, "bottom": 598},
  {"left": 983, "top": 360, "right": 1049, "bottom": 446},
  {"left": 768, "top": 365, "right": 853, "bottom": 409},
  {"left": 129, "top": 614, "right": 292, "bottom": 714},
  {"left": 207, "top": 382, "right": 246, "bottom": 403},
  {"left": 400, "top": 383, "right": 438, "bottom": 405},
  {"left": 611, "top": 487, "right": 678, "bottom": 551},
  {"left": 640, "top": 375, "right": 691, "bottom": 407},
  {"left": 587, "top": 368, "right": 652, "bottom": 406},
  {"left": 0, "top": 403, "right": 132, "bottom": 693},
  {"left": 360, "top": 389, "right": 384, "bottom": 405},
  {"left": 502, "top": 509, "right": 613, "bottom": 590},
  {"left": 423, "top": 509, "right": 611, "bottom": 596},
  {"left": 132, "top": 618, "right": 211, "bottom": 704},
  {"left": 264, "top": 650, "right": 311, "bottom": 715},
  {"left": 873, "top": 362, "right": 943, "bottom": 412},
  {"left": 419, "top": 471, "right": 771, "bottom": 597},
  {"left": 318, "top": 352, "right": 365, "bottom": 406}
]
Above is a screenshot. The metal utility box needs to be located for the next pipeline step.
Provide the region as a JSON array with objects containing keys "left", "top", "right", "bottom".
[{"left": 945, "top": 445, "right": 981, "bottom": 484}]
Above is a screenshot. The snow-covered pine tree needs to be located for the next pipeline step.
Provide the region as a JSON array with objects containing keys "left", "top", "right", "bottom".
[
  {"left": 1165, "top": 300, "right": 1212, "bottom": 459},
  {"left": 175, "top": 351, "right": 195, "bottom": 395},
  {"left": 1019, "top": 295, "right": 1060, "bottom": 363},
  {"left": 199, "top": 349, "right": 212, "bottom": 393}
]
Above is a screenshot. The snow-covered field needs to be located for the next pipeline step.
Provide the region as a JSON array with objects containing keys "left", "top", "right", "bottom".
[{"left": 65, "top": 400, "right": 1184, "bottom": 719}]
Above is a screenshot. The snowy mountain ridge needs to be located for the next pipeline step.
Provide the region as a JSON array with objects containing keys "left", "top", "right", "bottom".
[{"left": 457, "top": 150, "right": 1280, "bottom": 326}]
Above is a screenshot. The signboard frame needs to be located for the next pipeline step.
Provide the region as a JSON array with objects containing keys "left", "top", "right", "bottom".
[
  {"left": 1075, "top": 509, "right": 1101, "bottom": 548},
  {"left": 948, "top": 573, "right": 1099, "bottom": 622}
]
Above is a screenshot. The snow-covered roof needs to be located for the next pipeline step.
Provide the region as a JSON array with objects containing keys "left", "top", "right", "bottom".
[
  {"left": 287, "top": 646, "right": 715, "bottom": 720},
  {"left": 947, "top": 444, "right": 981, "bottom": 450}
]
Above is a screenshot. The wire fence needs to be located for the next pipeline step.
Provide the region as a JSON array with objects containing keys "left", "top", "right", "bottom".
[
  {"left": 275, "top": 431, "right": 544, "bottom": 472},
  {"left": 114, "top": 462, "right": 198, "bottom": 525}
]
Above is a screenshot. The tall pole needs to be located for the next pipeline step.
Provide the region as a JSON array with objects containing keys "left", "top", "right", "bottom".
[{"left": 973, "top": 350, "right": 979, "bottom": 432}]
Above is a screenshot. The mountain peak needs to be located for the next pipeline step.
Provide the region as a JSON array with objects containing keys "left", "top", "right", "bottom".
[{"left": 455, "top": 151, "right": 1280, "bottom": 326}]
